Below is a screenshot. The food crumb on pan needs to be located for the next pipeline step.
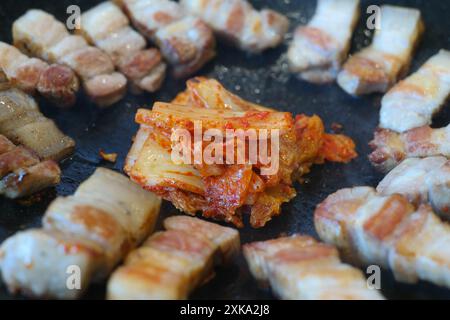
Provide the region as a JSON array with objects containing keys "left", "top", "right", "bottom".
[
  {"left": 331, "top": 122, "right": 344, "bottom": 134},
  {"left": 99, "top": 149, "right": 118, "bottom": 163}
]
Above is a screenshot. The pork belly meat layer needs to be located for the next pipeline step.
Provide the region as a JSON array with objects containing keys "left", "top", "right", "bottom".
[
  {"left": 0, "top": 168, "right": 162, "bottom": 299},
  {"left": 107, "top": 216, "right": 239, "bottom": 300},
  {"left": 0, "top": 42, "right": 79, "bottom": 107},
  {"left": 243, "top": 235, "right": 384, "bottom": 300},
  {"left": 315, "top": 187, "right": 450, "bottom": 288},
  {"left": 379, "top": 50, "right": 450, "bottom": 133},
  {"left": 79, "top": 2, "right": 166, "bottom": 93},
  {"left": 288, "top": 0, "right": 360, "bottom": 83},
  {"left": 13, "top": 9, "right": 127, "bottom": 106},
  {"left": 337, "top": 5, "right": 424, "bottom": 95},
  {"left": 181, "top": 0, "right": 289, "bottom": 53},
  {"left": 369, "top": 125, "right": 450, "bottom": 173}
]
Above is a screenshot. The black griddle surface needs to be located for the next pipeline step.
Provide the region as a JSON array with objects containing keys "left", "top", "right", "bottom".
[{"left": 0, "top": 0, "right": 449, "bottom": 300}]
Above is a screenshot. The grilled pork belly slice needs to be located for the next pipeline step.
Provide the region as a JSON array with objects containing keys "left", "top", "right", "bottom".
[
  {"left": 107, "top": 260, "right": 191, "bottom": 299},
  {"left": 163, "top": 216, "right": 240, "bottom": 264},
  {"left": 71, "top": 168, "right": 161, "bottom": 272},
  {"left": 74, "top": 167, "right": 161, "bottom": 244},
  {"left": 59, "top": 48, "right": 114, "bottom": 79},
  {"left": 108, "top": 230, "right": 216, "bottom": 300},
  {"left": 243, "top": 235, "right": 317, "bottom": 284},
  {"left": 114, "top": 0, "right": 215, "bottom": 78},
  {"left": 243, "top": 235, "right": 384, "bottom": 300},
  {"left": 376, "top": 157, "right": 446, "bottom": 204},
  {"left": 288, "top": 0, "right": 360, "bottom": 83},
  {"left": 0, "top": 134, "right": 61, "bottom": 199},
  {"left": 0, "top": 160, "right": 61, "bottom": 199},
  {"left": 314, "top": 186, "right": 376, "bottom": 263},
  {"left": 78, "top": 2, "right": 166, "bottom": 93},
  {"left": 107, "top": 216, "right": 237, "bottom": 300},
  {"left": 181, "top": 0, "right": 289, "bottom": 53},
  {"left": 376, "top": 157, "right": 450, "bottom": 218},
  {"left": 0, "top": 168, "right": 162, "bottom": 299},
  {"left": 155, "top": 16, "right": 215, "bottom": 78},
  {"left": 12, "top": 120, "right": 75, "bottom": 162},
  {"left": 0, "top": 229, "right": 104, "bottom": 299},
  {"left": 143, "top": 230, "right": 215, "bottom": 285},
  {"left": 0, "top": 87, "right": 75, "bottom": 161},
  {"left": 388, "top": 204, "right": 450, "bottom": 285},
  {"left": 267, "top": 251, "right": 383, "bottom": 300},
  {"left": 36, "top": 64, "right": 79, "bottom": 108},
  {"left": 82, "top": 72, "right": 127, "bottom": 107},
  {"left": 13, "top": 9, "right": 127, "bottom": 106},
  {"left": 337, "top": 5, "right": 423, "bottom": 95},
  {"left": 0, "top": 41, "right": 46, "bottom": 93},
  {"left": 369, "top": 125, "right": 450, "bottom": 173},
  {"left": 315, "top": 188, "right": 408, "bottom": 265},
  {"left": 315, "top": 187, "right": 450, "bottom": 288},
  {"left": 380, "top": 50, "right": 450, "bottom": 133},
  {"left": 43, "top": 196, "right": 132, "bottom": 274},
  {"left": 0, "top": 41, "right": 79, "bottom": 107}
]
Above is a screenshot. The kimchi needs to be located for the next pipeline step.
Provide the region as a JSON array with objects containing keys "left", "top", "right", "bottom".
[{"left": 125, "top": 77, "right": 357, "bottom": 228}]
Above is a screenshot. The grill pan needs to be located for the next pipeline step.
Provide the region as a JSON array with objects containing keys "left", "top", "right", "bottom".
[{"left": 0, "top": 0, "right": 449, "bottom": 300}]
